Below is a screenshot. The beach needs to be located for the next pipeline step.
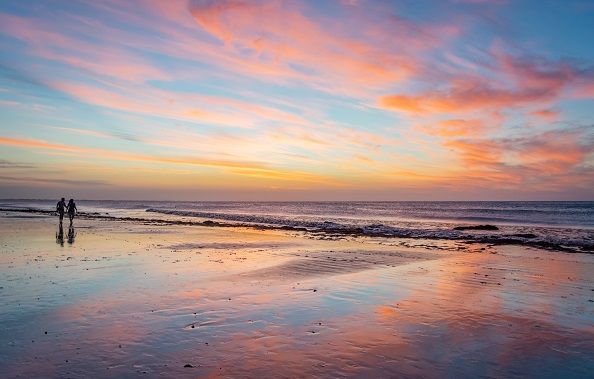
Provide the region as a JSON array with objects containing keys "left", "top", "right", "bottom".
[
  {"left": 2, "top": 0, "right": 594, "bottom": 377},
  {"left": 1, "top": 208, "right": 593, "bottom": 378}
]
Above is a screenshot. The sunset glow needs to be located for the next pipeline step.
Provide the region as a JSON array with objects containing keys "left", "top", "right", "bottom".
[{"left": 1, "top": 0, "right": 593, "bottom": 200}]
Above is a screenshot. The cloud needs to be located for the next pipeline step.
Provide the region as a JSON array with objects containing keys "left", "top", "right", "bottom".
[
  {"left": 510, "top": 128, "right": 593, "bottom": 174},
  {"left": 0, "top": 13, "right": 170, "bottom": 83},
  {"left": 529, "top": 109, "right": 559, "bottom": 122},
  {"left": 444, "top": 139, "right": 502, "bottom": 167},
  {"left": 186, "top": 0, "right": 457, "bottom": 92},
  {"left": 443, "top": 127, "right": 594, "bottom": 189},
  {"left": 0, "top": 159, "right": 36, "bottom": 169},
  {"left": 0, "top": 136, "right": 337, "bottom": 185},
  {"left": 0, "top": 175, "right": 108, "bottom": 186},
  {"left": 380, "top": 49, "right": 593, "bottom": 194},
  {"left": 416, "top": 119, "right": 487, "bottom": 137},
  {"left": 379, "top": 53, "right": 582, "bottom": 121},
  {"left": 573, "top": 81, "right": 594, "bottom": 98},
  {"left": 2, "top": 1, "right": 457, "bottom": 96},
  {"left": 49, "top": 80, "right": 308, "bottom": 129}
]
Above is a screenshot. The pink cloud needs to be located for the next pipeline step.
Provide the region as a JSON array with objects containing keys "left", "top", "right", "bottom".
[
  {"left": 49, "top": 81, "right": 306, "bottom": 129},
  {"left": 511, "top": 129, "right": 592, "bottom": 174},
  {"left": 379, "top": 53, "right": 581, "bottom": 122},
  {"left": 186, "top": 0, "right": 456, "bottom": 90},
  {"left": 529, "top": 109, "right": 559, "bottom": 122},
  {"left": 572, "top": 81, "right": 594, "bottom": 98},
  {"left": 0, "top": 13, "right": 169, "bottom": 83},
  {"left": 444, "top": 139, "right": 502, "bottom": 167},
  {"left": 418, "top": 119, "right": 487, "bottom": 137},
  {"left": 443, "top": 128, "right": 593, "bottom": 189}
]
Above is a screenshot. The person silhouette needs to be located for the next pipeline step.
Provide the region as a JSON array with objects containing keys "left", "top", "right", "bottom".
[
  {"left": 67, "top": 199, "right": 77, "bottom": 223},
  {"left": 56, "top": 197, "right": 67, "bottom": 223},
  {"left": 56, "top": 222, "right": 64, "bottom": 246}
]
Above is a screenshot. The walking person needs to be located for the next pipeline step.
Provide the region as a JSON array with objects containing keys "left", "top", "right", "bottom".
[
  {"left": 67, "top": 199, "right": 77, "bottom": 223},
  {"left": 56, "top": 197, "right": 67, "bottom": 223}
]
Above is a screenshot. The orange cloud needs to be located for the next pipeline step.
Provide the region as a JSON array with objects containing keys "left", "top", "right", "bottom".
[
  {"left": 380, "top": 83, "right": 559, "bottom": 114},
  {"left": 0, "top": 136, "right": 342, "bottom": 185},
  {"left": 380, "top": 53, "right": 577, "bottom": 116},
  {"left": 529, "top": 109, "right": 559, "bottom": 122},
  {"left": 444, "top": 139, "right": 502, "bottom": 167},
  {"left": 512, "top": 130, "right": 592, "bottom": 174},
  {"left": 0, "top": 136, "right": 84, "bottom": 153},
  {"left": 441, "top": 127, "right": 593, "bottom": 190},
  {"left": 417, "top": 119, "right": 486, "bottom": 137},
  {"left": 185, "top": 0, "right": 456, "bottom": 91}
]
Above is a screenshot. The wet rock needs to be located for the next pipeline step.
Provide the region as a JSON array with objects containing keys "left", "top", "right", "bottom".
[
  {"left": 184, "top": 364, "right": 194, "bottom": 368},
  {"left": 454, "top": 225, "right": 499, "bottom": 231}
]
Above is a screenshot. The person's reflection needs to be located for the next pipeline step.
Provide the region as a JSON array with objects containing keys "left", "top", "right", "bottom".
[
  {"left": 67, "top": 223, "right": 76, "bottom": 245},
  {"left": 56, "top": 222, "right": 65, "bottom": 246}
]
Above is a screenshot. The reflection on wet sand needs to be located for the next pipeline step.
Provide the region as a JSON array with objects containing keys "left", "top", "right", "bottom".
[
  {"left": 55, "top": 222, "right": 76, "bottom": 246},
  {"left": 55, "top": 222, "right": 64, "bottom": 246},
  {"left": 67, "top": 224, "right": 76, "bottom": 245},
  {"left": 1, "top": 217, "right": 593, "bottom": 378}
]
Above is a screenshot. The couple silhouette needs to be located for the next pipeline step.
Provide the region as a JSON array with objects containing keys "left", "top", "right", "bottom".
[
  {"left": 56, "top": 198, "right": 77, "bottom": 246},
  {"left": 56, "top": 198, "right": 77, "bottom": 224}
]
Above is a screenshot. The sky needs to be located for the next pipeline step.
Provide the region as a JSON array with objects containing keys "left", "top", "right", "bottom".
[{"left": 0, "top": 0, "right": 593, "bottom": 201}]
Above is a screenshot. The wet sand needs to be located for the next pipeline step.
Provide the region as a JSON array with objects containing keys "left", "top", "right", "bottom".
[{"left": 1, "top": 214, "right": 593, "bottom": 378}]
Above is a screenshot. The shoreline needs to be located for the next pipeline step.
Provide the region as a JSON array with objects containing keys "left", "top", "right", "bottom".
[{"left": 2, "top": 207, "right": 592, "bottom": 254}]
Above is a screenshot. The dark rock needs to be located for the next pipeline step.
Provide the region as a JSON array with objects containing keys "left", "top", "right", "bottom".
[
  {"left": 184, "top": 364, "right": 194, "bottom": 368},
  {"left": 454, "top": 225, "right": 499, "bottom": 231}
]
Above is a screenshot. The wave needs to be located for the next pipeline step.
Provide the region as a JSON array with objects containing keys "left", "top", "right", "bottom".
[
  {"left": 1, "top": 207, "right": 592, "bottom": 254},
  {"left": 142, "top": 208, "right": 594, "bottom": 253}
]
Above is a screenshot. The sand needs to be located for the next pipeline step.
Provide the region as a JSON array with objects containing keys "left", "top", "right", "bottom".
[{"left": 1, "top": 214, "right": 593, "bottom": 378}]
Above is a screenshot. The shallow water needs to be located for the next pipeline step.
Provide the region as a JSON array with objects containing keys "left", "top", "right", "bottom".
[
  {"left": 1, "top": 215, "right": 593, "bottom": 378},
  {"left": 2, "top": 199, "right": 593, "bottom": 253}
]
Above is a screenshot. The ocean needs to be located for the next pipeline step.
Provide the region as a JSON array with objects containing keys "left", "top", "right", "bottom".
[{"left": 1, "top": 200, "right": 593, "bottom": 253}]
